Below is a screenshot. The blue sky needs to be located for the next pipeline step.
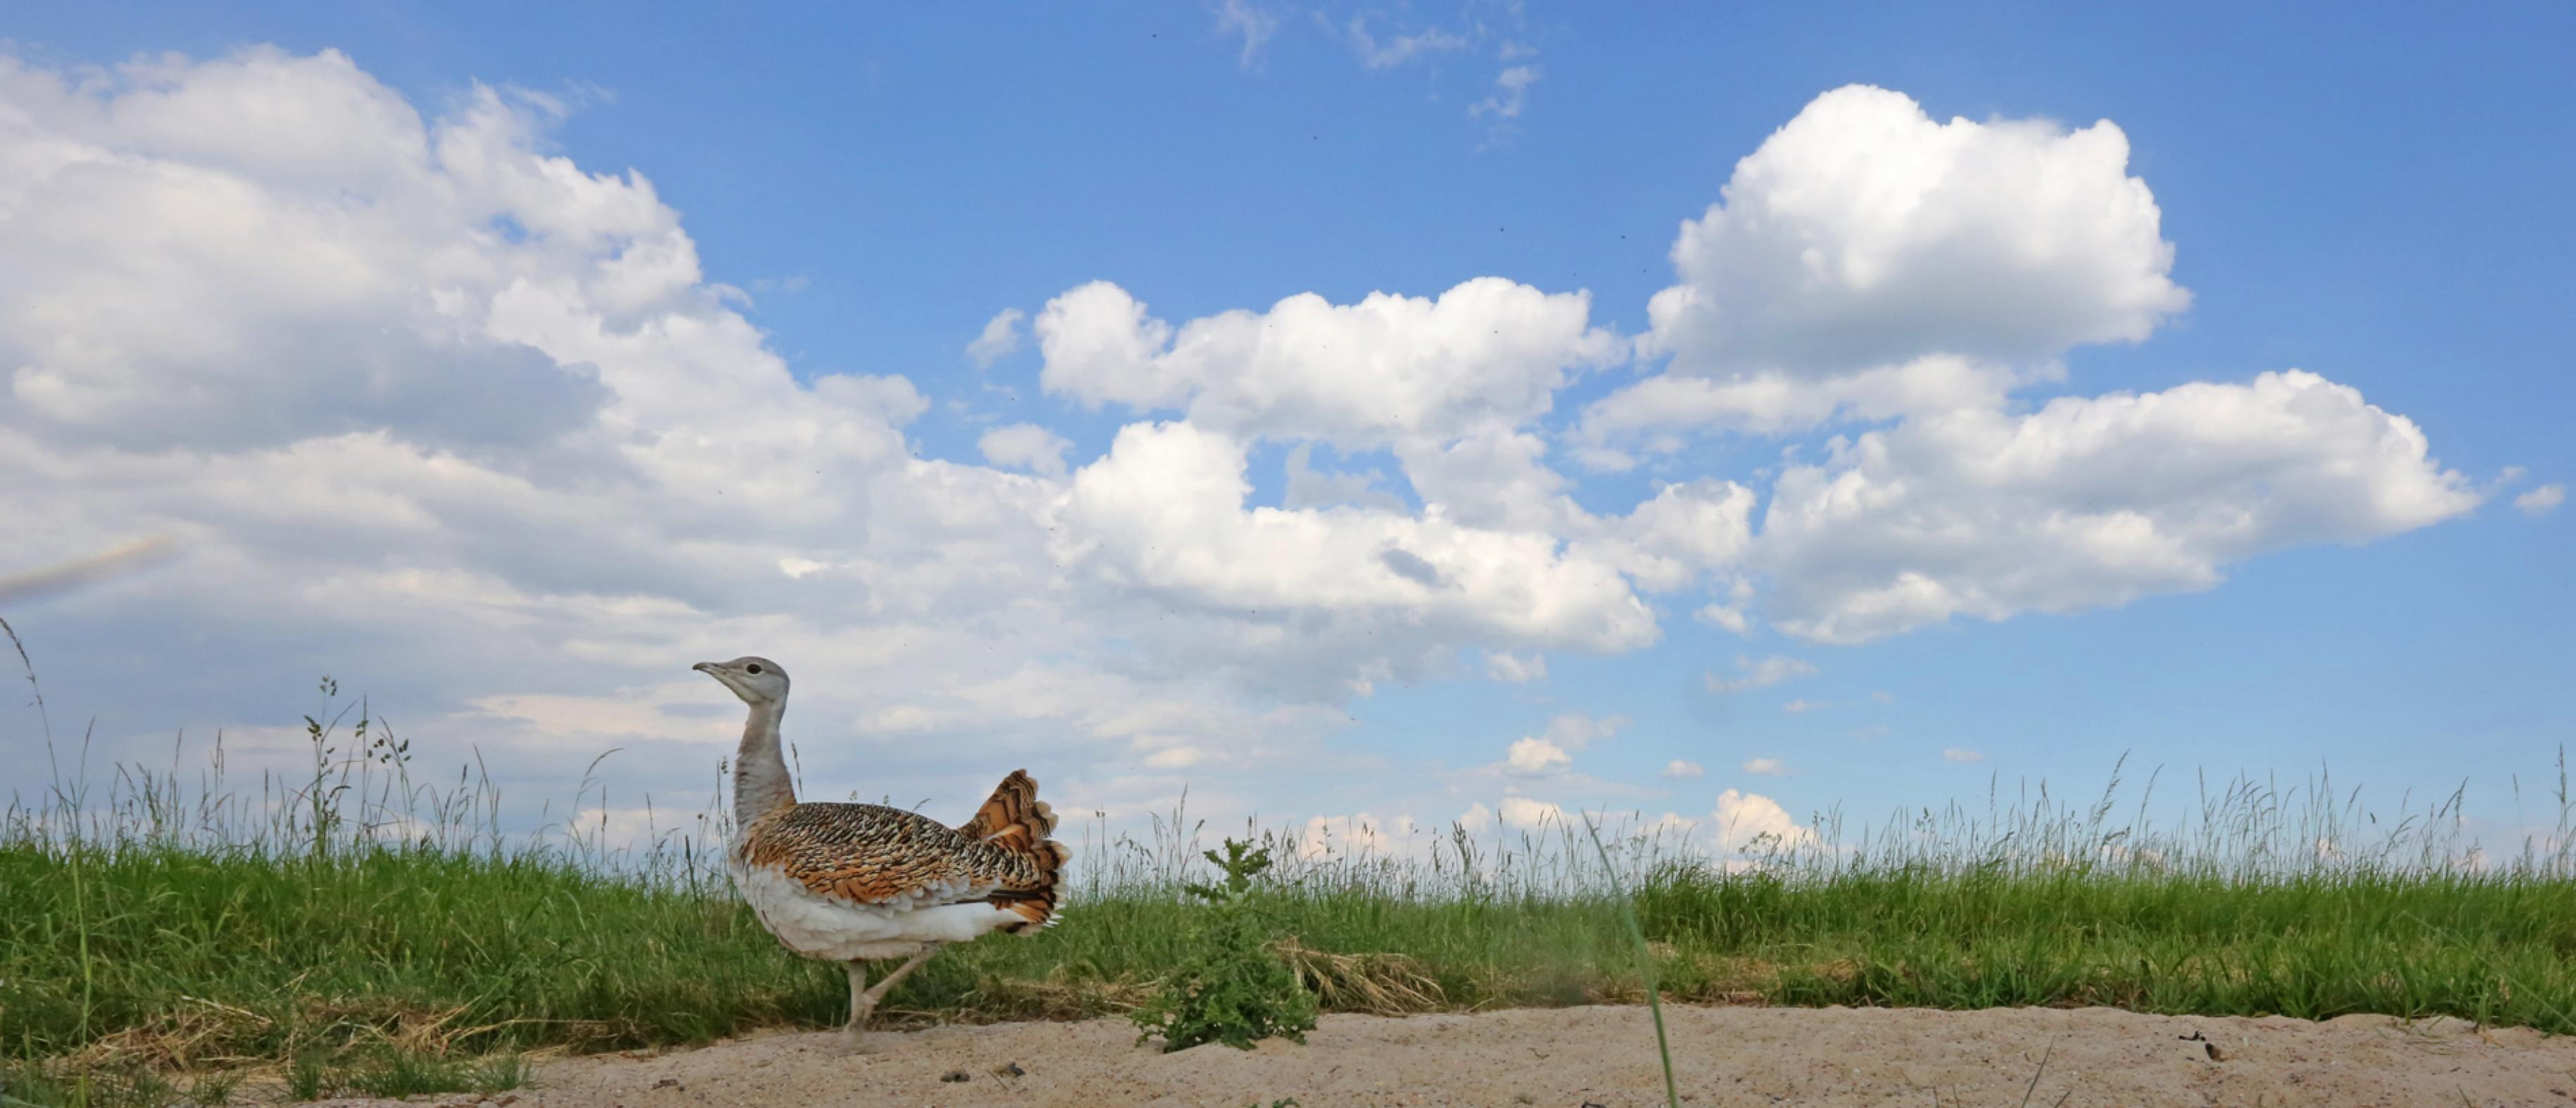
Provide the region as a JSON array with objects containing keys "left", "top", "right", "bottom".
[{"left": 2, "top": 3, "right": 2568, "bottom": 858}]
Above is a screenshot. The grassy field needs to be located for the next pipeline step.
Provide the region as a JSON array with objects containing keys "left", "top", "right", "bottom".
[{"left": 6, "top": 687, "right": 2575, "bottom": 1104}]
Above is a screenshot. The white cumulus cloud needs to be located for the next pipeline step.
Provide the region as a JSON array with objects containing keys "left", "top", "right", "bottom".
[
  {"left": 977, "top": 423, "right": 1072, "bottom": 479},
  {"left": 1035, "top": 278, "right": 1618, "bottom": 449},
  {"left": 2515, "top": 484, "right": 2564, "bottom": 517},
  {"left": 1495, "top": 713, "right": 1622, "bottom": 778},
  {"left": 1711, "top": 789, "right": 1815, "bottom": 853},
  {"left": 1504, "top": 737, "right": 1570, "bottom": 776},
  {"left": 1580, "top": 85, "right": 2195, "bottom": 456},
  {"left": 1498, "top": 796, "right": 1563, "bottom": 830},
  {"left": 1056, "top": 421, "right": 1663, "bottom": 685},
  {"left": 1644, "top": 85, "right": 2189, "bottom": 376},
  {"left": 0, "top": 46, "right": 1377, "bottom": 830},
  {"left": 965, "top": 307, "right": 1025, "bottom": 367},
  {"left": 1756, "top": 371, "right": 2481, "bottom": 643},
  {"left": 1483, "top": 651, "right": 1547, "bottom": 683}
]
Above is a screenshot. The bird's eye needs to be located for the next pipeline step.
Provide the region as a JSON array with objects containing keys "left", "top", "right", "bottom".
[{"left": 746, "top": 664, "right": 763, "bottom": 675}]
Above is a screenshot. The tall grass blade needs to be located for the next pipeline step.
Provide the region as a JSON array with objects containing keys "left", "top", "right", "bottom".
[{"left": 1582, "top": 814, "right": 1680, "bottom": 1108}]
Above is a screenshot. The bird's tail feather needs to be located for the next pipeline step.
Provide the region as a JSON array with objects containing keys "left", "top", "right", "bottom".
[{"left": 965, "top": 768, "right": 1071, "bottom": 932}]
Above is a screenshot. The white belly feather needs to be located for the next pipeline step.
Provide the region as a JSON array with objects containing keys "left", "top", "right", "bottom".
[{"left": 727, "top": 851, "right": 1027, "bottom": 961}]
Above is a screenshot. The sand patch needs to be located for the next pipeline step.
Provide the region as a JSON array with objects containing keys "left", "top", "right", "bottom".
[{"left": 313, "top": 1004, "right": 2576, "bottom": 1107}]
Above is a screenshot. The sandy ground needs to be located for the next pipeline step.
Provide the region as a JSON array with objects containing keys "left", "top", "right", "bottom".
[{"left": 324, "top": 1004, "right": 2576, "bottom": 1107}]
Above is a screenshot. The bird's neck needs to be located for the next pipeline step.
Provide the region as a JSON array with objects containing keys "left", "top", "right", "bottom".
[{"left": 732, "top": 700, "right": 796, "bottom": 827}]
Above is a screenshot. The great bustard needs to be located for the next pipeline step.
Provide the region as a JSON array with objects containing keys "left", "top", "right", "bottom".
[{"left": 694, "top": 656, "right": 1070, "bottom": 1048}]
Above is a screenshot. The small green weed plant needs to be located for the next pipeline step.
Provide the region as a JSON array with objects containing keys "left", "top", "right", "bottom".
[{"left": 1131, "top": 838, "right": 1319, "bottom": 1052}]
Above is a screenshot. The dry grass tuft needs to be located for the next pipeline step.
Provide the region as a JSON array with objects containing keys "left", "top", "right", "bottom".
[
  {"left": 60, "top": 1000, "right": 268, "bottom": 1072},
  {"left": 1275, "top": 939, "right": 1446, "bottom": 1016},
  {"left": 949, "top": 966, "right": 1158, "bottom": 1023}
]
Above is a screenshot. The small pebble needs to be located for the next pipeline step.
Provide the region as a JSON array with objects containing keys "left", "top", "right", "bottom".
[{"left": 941, "top": 1069, "right": 970, "bottom": 1083}]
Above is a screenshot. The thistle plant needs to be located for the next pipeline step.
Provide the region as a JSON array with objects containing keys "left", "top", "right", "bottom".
[{"left": 1131, "top": 838, "right": 1320, "bottom": 1052}]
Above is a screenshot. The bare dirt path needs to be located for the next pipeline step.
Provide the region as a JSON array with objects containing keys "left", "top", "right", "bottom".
[{"left": 333, "top": 1004, "right": 2576, "bottom": 1107}]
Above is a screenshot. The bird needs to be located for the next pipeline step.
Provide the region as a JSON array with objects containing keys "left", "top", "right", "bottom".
[{"left": 694, "top": 656, "right": 1070, "bottom": 1050}]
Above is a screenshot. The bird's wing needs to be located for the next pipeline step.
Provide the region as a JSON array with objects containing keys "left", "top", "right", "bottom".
[{"left": 739, "top": 802, "right": 1045, "bottom": 907}]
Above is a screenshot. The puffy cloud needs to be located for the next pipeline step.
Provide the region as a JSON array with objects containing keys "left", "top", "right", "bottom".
[
  {"left": 1570, "top": 478, "right": 1758, "bottom": 592},
  {"left": 1482, "top": 651, "right": 1546, "bottom": 683},
  {"left": 1053, "top": 421, "right": 1663, "bottom": 683},
  {"left": 1579, "top": 356, "right": 2030, "bottom": 447},
  {"left": 1642, "top": 85, "right": 2189, "bottom": 377},
  {"left": 1580, "top": 89, "right": 2482, "bottom": 659},
  {"left": 977, "top": 423, "right": 1071, "bottom": 479},
  {"left": 1693, "top": 578, "right": 1758, "bottom": 636},
  {"left": 1706, "top": 654, "right": 1818, "bottom": 694},
  {"left": 1536, "top": 712, "right": 1623, "bottom": 750},
  {"left": 1496, "top": 713, "right": 1622, "bottom": 777},
  {"left": 1021, "top": 267, "right": 1758, "bottom": 704},
  {"left": 0, "top": 58, "right": 630, "bottom": 454},
  {"left": 965, "top": 308, "right": 1025, "bottom": 367},
  {"left": 1030, "top": 278, "right": 1753, "bottom": 627},
  {"left": 0, "top": 46, "right": 1377, "bottom": 833},
  {"left": 1030, "top": 282, "right": 1184, "bottom": 409},
  {"left": 1710, "top": 788, "right": 1815, "bottom": 853},
  {"left": 1661, "top": 759, "right": 1704, "bottom": 779},
  {"left": 1504, "top": 737, "right": 1570, "bottom": 776},
  {"left": 1943, "top": 748, "right": 1985, "bottom": 763},
  {"left": 1035, "top": 278, "right": 1619, "bottom": 448},
  {"left": 1498, "top": 796, "right": 1563, "bottom": 830},
  {"left": 1580, "top": 85, "right": 2194, "bottom": 459},
  {"left": 0, "top": 50, "right": 903, "bottom": 537},
  {"left": 1757, "top": 371, "right": 2480, "bottom": 642},
  {"left": 2516, "top": 484, "right": 2564, "bottom": 517},
  {"left": 1742, "top": 757, "right": 1785, "bottom": 776}
]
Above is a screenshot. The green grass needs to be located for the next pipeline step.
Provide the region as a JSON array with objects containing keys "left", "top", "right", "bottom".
[
  {"left": 5, "top": 676, "right": 2575, "bottom": 1103},
  {"left": 9, "top": 837, "right": 2575, "bottom": 1101}
]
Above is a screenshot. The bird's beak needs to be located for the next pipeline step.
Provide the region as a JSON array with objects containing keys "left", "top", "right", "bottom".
[{"left": 692, "top": 661, "right": 720, "bottom": 676}]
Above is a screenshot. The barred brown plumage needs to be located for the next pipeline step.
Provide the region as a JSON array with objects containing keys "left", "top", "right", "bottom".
[
  {"left": 694, "top": 654, "right": 1070, "bottom": 1051},
  {"left": 738, "top": 791, "right": 1067, "bottom": 928}
]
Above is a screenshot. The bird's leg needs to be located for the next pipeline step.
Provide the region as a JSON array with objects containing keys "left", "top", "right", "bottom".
[
  {"left": 842, "top": 961, "right": 872, "bottom": 1050},
  {"left": 860, "top": 943, "right": 943, "bottom": 1009}
]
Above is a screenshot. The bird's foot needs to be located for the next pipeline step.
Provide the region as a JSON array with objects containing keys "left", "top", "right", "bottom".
[{"left": 837, "top": 1023, "right": 883, "bottom": 1056}]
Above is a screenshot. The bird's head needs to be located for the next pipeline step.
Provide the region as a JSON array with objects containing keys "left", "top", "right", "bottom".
[{"left": 694, "top": 656, "right": 789, "bottom": 705}]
